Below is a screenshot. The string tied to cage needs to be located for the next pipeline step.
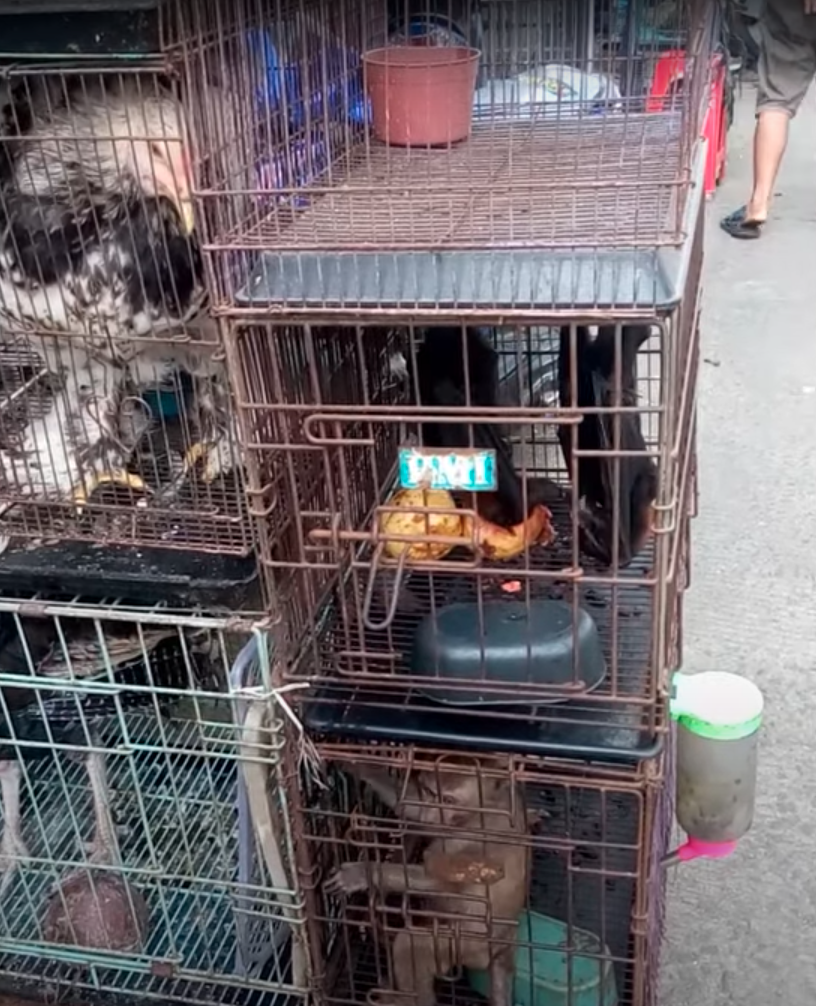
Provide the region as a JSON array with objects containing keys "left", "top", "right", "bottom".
[{"left": 235, "top": 681, "right": 325, "bottom": 787}]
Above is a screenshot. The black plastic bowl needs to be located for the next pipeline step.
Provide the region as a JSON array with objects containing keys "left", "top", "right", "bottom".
[{"left": 410, "top": 599, "right": 606, "bottom": 706}]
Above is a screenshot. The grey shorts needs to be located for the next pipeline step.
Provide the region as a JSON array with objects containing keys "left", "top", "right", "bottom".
[{"left": 758, "top": 0, "right": 816, "bottom": 116}]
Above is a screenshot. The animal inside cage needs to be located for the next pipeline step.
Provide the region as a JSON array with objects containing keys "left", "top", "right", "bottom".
[
  {"left": 176, "top": 0, "right": 715, "bottom": 312},
  {"left": 0, "top": 594, "right": 310, "bottom": 1006},
  {"left": 293, "top": 743, "right": 672, "bottom": 1006},
  {"left": 0, "top": 66, "right": 252, "bottom": 559},
  {"left": 225, "top": 198, "right": 700, "bottom": 759}
]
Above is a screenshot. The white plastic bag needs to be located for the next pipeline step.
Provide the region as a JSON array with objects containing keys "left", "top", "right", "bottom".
[{"left": 474, "top": 63, "right": 622, "bottom": 119}]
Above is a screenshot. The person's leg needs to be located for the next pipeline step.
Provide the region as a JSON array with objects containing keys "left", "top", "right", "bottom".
[
  {"left": 722, "top": 0, "right": 816, "bottom": 237},
  {"left": 745, "top": 108, "right": 790, "bottom": 224}
]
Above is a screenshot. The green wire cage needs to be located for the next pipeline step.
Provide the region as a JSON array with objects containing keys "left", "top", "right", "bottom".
[{"left": 0, "top": 595, "right": 309, "bottom": 1006}]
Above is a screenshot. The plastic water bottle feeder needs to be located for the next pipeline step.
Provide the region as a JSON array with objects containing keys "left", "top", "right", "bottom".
[{"left": 662, "top": 670, "right": 763, "bottom": 866}]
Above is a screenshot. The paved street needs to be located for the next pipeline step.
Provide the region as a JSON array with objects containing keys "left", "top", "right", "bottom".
[{"left": 660, "top": 80, "right": 816, "bottom": 1005}]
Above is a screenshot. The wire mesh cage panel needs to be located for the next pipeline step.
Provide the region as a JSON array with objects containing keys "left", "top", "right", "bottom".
[
  {"left": 293, "top": 743, "right": 672, "bottom": 1006},
  {"left": 226, "top": 198, "right": 701, "bottom": 759},
  {"left": 0, "top": 595, "right": 311, "bottom": 1006},
  {"left": 176, "top": 0, "right": 714, "bottom": 313},
  {"left": 0, "top": 65, "right": 253, "bottom": 557}
]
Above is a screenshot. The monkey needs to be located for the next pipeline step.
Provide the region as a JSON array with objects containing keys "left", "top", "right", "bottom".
[
  {"left": 557, "top": 324, "right": 658, "bottom": 567},
  {"left": 325, "top": 761, "right": 530, "bottom": 1006}
]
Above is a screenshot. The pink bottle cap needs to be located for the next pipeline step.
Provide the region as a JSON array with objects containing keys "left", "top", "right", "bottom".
[{"left": 662, "top": 837, "right": 738, "bottom": 866}]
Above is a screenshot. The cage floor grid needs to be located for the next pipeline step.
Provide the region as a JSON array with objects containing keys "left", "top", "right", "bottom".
[
  {"left": 252, "top": 116, "right": 685, "bottom": 251},
  {"left": 0, "top": 347, "right": 252, "bottom": 558},
  {"left": 237, "top": 115, "right": 701, "bottom": 312},
  {"left": 0, "top": 714, "right": 293, "bottom": 1006}
]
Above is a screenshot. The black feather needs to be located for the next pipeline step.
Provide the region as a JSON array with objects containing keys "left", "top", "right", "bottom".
[
  {"left": 414, "top": 327, "right": 525, "bottom": 526},
  {"left": 2, "top": 191, "right": 101, "bottom": 283},
  {"left": 1, "top": 189, "right": 201, "bottom": 318},
  {"left": 558, "top": 324, "right": 658, "bottom": 566},
  {"left": 116, "top": 200, "right": 202, "bottom": 318},
  {"left": 558, "top": 326, "right": 605, "bottom": 505}
]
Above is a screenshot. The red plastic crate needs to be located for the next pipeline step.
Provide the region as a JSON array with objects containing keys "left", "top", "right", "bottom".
[{"left": 648, "top": 49, "right": 727, "bottom": 196}]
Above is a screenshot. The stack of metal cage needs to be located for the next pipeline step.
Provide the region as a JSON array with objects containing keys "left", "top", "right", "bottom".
[
  {"left": 0, "top": 593, "right": 316, "bottom": 1005},
  {"left": 174, "top": 1, "right": 706, "bottom": 1005},
  {"left": 0, "top": 0, "right": 709, "bottom": 1004},
  {"left": 0, "top": 3, "right": 260, "bottom": 609},
  {"left": 0, "top": 4, "right": 310, "bottom": 1005}
]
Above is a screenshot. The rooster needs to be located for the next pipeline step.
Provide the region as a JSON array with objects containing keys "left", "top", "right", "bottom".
[{"left": 0, "top": 76, "right": 235, "bottom": 506}]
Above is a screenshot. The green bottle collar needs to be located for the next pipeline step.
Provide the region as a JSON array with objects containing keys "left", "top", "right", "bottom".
[{"left": 670, "top": 671, "right": 763, "bottom": 741}]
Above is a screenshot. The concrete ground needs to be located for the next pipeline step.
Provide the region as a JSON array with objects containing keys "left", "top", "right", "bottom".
[{"left": 659, "top": 82, "right": 816, "bottom": 1005}]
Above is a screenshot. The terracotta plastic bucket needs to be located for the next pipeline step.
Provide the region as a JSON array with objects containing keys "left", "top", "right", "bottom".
[{"left": 363, "top": 45, "right": 481, "bottom": 147}]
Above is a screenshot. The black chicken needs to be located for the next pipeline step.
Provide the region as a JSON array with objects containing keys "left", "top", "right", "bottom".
[
  {"left": 558, "top": 324, "right": 658, "bottom": 566},
  {"left": 411, "top": 326, "right": 526, "bottom": 526}
]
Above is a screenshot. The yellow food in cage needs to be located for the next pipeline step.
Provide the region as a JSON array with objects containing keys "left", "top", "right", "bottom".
[{"left": 379, "top": 488, "right": 466, "bottom": 561}]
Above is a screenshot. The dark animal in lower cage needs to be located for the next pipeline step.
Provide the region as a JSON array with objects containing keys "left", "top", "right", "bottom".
[
  {"left": 412, "top": 327, "right": 527, "bottom": 528},
  {"left": 307, "top": 749, "right": 664, "bottom": 1006}
]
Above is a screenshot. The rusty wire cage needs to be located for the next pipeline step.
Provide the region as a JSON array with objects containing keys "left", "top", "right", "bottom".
[
  {"left": 223, "top": 186, "right": 702, "bottom": 760},
  {"left": 291, "top": 742, "right": 673, "bottom": 1006},
  {"left": 175, "top": 0, "right": 716, "bottom": 314},
  {"left": 0, "top": 62, "right": 256, "bottom": 577},
  {"left": 0, "top": 593, "right": 310, "bottom": 1006}
]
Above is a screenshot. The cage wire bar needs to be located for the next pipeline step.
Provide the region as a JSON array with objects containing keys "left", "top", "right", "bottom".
[
  {"left": 0, "top": 594, "right": 311, "bottom": 1006},
  {"left": 0, "top": 60, "right": 253, "bottom": 558},
  {"left": 175, "top": 0, "right": 715, "bottom": 313},
  {"left": 291, "top": 741, "right": 673, "bottom": 1006},
  {"left": 218, "top": 179, "right": 702, "bottom": 760}
]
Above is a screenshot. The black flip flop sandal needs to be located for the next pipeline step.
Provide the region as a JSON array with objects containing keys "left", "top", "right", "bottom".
[{"left": 721, "top": 206, "right": 765, "bottom": 240}]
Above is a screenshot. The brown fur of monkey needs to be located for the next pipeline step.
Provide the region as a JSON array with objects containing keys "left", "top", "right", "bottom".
[{"left": 325, "top": 763, "right": 530, "bottom": 1006}]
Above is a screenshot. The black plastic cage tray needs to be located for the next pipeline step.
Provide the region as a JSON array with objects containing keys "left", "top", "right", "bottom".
[
  {"left": 304, "top": 559, "right": 663, "bottom": 764},
  {"left": 305, "top": 677, "right": 664, "bottom": 764},
  {"left": 0, "top": 2, "right": 161, "bottom": 57},
  {"left": 0, "top": 539, "right": 260, "bottom": 609}
]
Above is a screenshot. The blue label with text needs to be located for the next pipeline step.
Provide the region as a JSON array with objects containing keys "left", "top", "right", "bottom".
[{"left": 398, "top": 448, "right": 497, "bottom": 492}]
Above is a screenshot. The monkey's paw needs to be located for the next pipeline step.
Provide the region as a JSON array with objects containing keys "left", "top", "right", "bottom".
[{"left": 324, "top": 862, "right": 370, "bottom": 896}]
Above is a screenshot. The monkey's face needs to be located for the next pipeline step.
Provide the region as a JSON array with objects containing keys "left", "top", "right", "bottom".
[{"left": 413, "top": 770, "right": 502, "bottom": 827}]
